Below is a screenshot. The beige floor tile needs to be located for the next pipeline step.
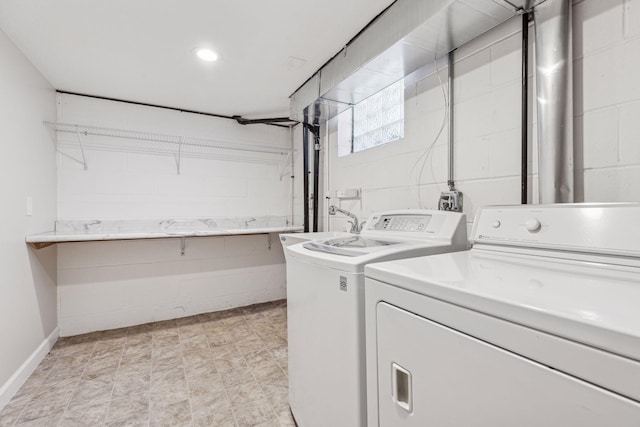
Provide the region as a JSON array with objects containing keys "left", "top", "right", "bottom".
[
  {"left": 258, "top": 374, "right": 288, "bottom": 398},
  {"left": 232, "top": 398, "right": 276, "bottom": 427},
  {"left": 220, "top": 368, "right": 254, "bottom": 389},
  {"left": 149, "top": 398, "right": 191, "bottom": 426},
  {"left": 192, "top": 408, "right": 237, "bottom": 427},
  {"left": 118, "top": 359, "right": 152, "bottom": 378},
  {"left": 70, "top": 379, "right": 115, "bottom": 402},
  {"left": 207, "top": 332, "right": 236, "bottom": 347},
  {"left": 60, "top": 399, "right": 111, "bottom": 426},
  {"left": 1, "top": 301, "right": 291, "bottom": 427},
  {"left": 250, "top": 360, "right": 283, "bottom": 381},
  {"left": 150, "top": 382, "right": 190, "bottom": 408},
  {"left": 189, "top": 387, "right": 230, "bottom": 417},
  {"left": 152, "top": 354, "right": 183, "bottom": 373},
  {"left": 182, "top": 349, "right": 212, "bottom": 368},
  {"left": 150, "top": 366, "right": 186, "bottom": 390},
  {"left": 266, "top": 390, "right": 290, "bottom": 414},
  {"left": 0, "top": 400, "right": 26, "bottom": 427},
  {"left": 184, "top": 362, "right": 218, "bottom": 381},
  {"left": 15, "top": 400, "right": 66, "bottom": 425},
  {"left": 15, "top": 412, "right": 64, "bottom": 426},
  {"left": 227, "top": 380, "right": 267, "bottom": 407},
  {"left": 112, "top": 372, "right": 151, "bottom": 399},
  {"left": 105, "top": 392, "right": 149, "bottom": 425}
]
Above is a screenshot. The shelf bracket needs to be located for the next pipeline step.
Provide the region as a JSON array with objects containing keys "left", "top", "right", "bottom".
[
  {"left": 76, "top": 128, "right": 88, "bottom": 170},
  {"left": 175, "top": 137, "right": 183, "bottom": 175},
  {"left": 28, "top": 242, "right": 55, "bottom": 250},
  {"left": 279, "top": 152, "right": 292, "bottom": 181},
  {"left": 180, "top": 236, "right": 186, "bottom": 256}
]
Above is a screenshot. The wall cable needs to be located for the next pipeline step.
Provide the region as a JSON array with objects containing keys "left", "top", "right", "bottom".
[{"left": 410, "top": 58, "right": 449, "bottom": 209}]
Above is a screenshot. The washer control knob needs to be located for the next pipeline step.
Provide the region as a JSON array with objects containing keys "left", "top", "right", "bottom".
[
  {"left": 525, "top": 219, "right": 541, "bottom": 232},
  {"left": 492, "top": 220, "right": 501, "bottom": 228}
]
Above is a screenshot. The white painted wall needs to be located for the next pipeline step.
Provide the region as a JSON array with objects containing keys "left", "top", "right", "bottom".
[
  {"left": 55, "top": 95, "right": 302, "bottom": 336},
  {"left": 0, "top": 29, "right": 57, "bottom": 407},
  {"left": 324, "top": 0, "right": 640, "bottom": 232},
  {"left": 57, "top": 93, "right": 297, "bottom": 220}
]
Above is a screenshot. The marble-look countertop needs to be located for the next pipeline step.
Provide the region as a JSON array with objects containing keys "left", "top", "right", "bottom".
[{"left": 26, "top": 217, "right": 303, "bottom": 246}]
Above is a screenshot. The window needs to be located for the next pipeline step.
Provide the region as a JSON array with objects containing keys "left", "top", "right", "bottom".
[{"left": 338, "top": 79, "right": 404, "bottom": 157}]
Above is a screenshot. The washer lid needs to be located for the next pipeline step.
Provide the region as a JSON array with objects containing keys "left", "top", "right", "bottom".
[
  {"left": 303, "top": 236, "right": 403, "bottom": 257},
  {"left": 366, "top": 250, "right": 640, "bottom": 363}
]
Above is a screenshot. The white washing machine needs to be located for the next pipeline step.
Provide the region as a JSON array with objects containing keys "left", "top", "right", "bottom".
[
  {"left": 285, "top": 209, "right": 468, "bottom": 427},
  {"left": 365, "top": 203, "right": 640, "bottom": 427}
]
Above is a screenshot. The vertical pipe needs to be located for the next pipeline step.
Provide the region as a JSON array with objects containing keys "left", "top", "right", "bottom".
[
  {"left": 534, "top": 0, "right": 574, "bottom": 203},
  {"left": 302, "top": 121, "right": 310, "bottom": 232},
  {"left": 447, "top": 51, "right": 455, "bottom": 191},
  {"left": 312, "top": 127, "right": 320, "bottom": 232},
  {"left": 521, "top": 12, "right": 529, "bottom": 204},
  {"left": 289, "top": 126, "right": 295, "bottom": 224}
]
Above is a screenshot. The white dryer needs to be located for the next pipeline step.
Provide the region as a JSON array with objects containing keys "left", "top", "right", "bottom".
[
  {"left": 285, "top": 209, "right": 468, "bottom": 427},
  {"left": 365, "top": 204, "right": 640, "bottom": 427}
]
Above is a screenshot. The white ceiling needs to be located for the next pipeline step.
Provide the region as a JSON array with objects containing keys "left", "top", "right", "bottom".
[{"left": 0, "top": 0, "right": 395, "bottom": 117}]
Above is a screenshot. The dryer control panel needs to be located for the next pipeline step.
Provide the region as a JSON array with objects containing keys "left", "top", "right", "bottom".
[{"left": 472, "top": 203, "right": 640, "bottom": 258}]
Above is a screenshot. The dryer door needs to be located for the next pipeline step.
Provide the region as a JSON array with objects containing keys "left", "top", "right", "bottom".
[{"left": 375, "top": 302, "right": 640, "bottom": 427}]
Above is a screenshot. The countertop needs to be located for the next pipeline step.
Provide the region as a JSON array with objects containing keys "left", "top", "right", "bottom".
[{"left": 26, "top": 217, "right": 303, "bottom": 246}]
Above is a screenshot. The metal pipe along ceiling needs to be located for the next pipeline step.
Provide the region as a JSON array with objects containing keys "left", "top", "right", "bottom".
[{"left": 533, "top": 0, "right": 574, "bottom": 203}]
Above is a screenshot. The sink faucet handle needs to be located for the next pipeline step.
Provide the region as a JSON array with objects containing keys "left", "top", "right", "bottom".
[
  {"left": 347, "top": 220, "right": 361, "bottom": 234},
  {"left": 358, "top": 221, "right": 367, "bottom": 232}
]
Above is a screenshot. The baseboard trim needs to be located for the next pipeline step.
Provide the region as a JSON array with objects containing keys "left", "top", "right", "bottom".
[{"left": 0, "top": 327, "right": 59, "bottom": 410}]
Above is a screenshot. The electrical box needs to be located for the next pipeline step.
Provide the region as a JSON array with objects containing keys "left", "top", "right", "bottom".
[
  {"left": 439, "top": 191, "right": 463, "bottom": 212},
  {"left": 336, "top": 188, "right": 361, "bottom": 199}
]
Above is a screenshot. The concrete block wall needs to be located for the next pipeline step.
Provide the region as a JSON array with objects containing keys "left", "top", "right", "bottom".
[
  {"left": 57, "top": 93, "right": 297, "bottom": 219},
  {"left": 324, "top": 16, "right": 530, "bottom": 233},
  {"left": 324, "top": 0, "right": 640, "bottom": 232},
  {"left": 574, "top": 0, "right": 640, "bottom": 201},
  {"left": 55, "top": 94, "right": 299, "bottom": 335},
  {"left": 57, "top": 234, "right": 286, "bottom": 336}
]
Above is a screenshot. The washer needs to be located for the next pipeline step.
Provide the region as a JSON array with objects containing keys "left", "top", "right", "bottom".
[
  {"left": 285, "top": 209, "right": 468, "bottom": 427},
  {"left": 365, "top": 203, "right": 640, "bottom": 427}
]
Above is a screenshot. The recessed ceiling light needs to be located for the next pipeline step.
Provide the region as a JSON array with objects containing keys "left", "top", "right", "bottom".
[{"left": 194, "top": 48, "right": 218, "bottom": 62}]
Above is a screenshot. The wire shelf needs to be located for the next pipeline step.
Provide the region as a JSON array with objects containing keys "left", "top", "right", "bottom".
[{"left": 47, "top": 121, "right": 295, "bottom": 169}]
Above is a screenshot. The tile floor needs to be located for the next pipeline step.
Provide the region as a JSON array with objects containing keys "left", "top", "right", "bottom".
[{"left": 0, "top": 300, "right": 294, "bottom": 427}]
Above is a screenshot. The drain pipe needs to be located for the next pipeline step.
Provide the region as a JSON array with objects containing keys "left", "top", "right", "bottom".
[
  {"left": 521, "top": 12, "right": 530, "bottom": 204},
  {"left": 302, "top": 120, "right": 310, "bottom": 232},
  {"left": 533, "top": 0, "right": 574, "bottom": 203},
  {"left": 439, "top": 51, "right": 463, "bottom": 212},
  {"left": 447, "top": 51, "right": 455, "bottom": 192},
  {"left": 311, "top": 125, "right": 320, "bottom": 232}
]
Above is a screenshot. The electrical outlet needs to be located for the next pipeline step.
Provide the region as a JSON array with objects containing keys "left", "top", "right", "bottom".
[{"left": 26, "top": 196, "right": 33, "bottom": 216}]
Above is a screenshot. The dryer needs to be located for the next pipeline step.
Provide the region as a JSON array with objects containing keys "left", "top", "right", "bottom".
[
  {"left": 285, "top": 209, "right": 468, "bottom": 427},
  {"left": 365, "top": 204, "right": 640, "bottom": 426}
]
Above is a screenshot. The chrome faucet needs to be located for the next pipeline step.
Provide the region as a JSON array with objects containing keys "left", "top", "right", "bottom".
[{"left": 328, "top": 205, "right": 365, "bottom": 234}]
